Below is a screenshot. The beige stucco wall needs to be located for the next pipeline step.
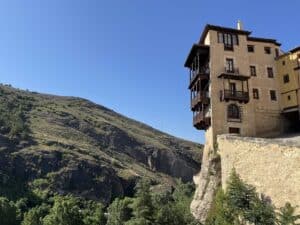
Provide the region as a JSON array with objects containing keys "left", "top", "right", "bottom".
[
  {"left": 218, "top": 134, "right": 300, "bottom": 214},
  {"left": 206, "top": 30, "right": 282, "bottom": 140},
  {"left": 276, "top": 51, "right": 300, "bottom": 110}
]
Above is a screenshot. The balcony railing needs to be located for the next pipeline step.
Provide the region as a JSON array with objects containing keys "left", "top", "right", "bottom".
[
  {"left": 221, "top": 90, "right": 249, "bottom": 103},
  {"left": 224, "top": 67, "right": 239, "bottom": 74},
  {"left": 189, "top": 67, "right": 209, "bottom": 88},
  {"left": 191, "top": 92, "right": 209, "bottom": 110}
]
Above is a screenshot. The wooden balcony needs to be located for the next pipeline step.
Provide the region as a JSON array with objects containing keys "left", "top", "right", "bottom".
[
  {"left": 193, "top": 112, "right": 211, "bottom": 130},
  {"left": 218, "top": 67, "right": 250, "bottom": 81},
  {"left": 189, "top": 69, "right": 209, "bottom": 89},
  {"left": 221, "top": 90, "right": 249, "bottom": 103},
  {"left": 191, "top": 92, "right": 209, "bottom": 111}
]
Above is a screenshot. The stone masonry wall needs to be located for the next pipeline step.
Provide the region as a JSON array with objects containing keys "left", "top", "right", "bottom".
[{"left": 218, "top": 134, "right": 300, "bottom": 214}]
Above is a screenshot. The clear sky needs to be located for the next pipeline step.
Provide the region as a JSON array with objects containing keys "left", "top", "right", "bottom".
[{"left": 0, "top": 1, "right": 299, "bottom": 144}]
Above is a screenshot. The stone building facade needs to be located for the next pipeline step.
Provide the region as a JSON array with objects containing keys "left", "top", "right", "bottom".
[
  {"left": 184, "top": 23, "right": 300, "bottom": 144},
  {"left": 276, "top": 47, "right": 300, "bottom": 131},
  {"left": 186, "top": 23, "right": 300, "bottom": 222}
]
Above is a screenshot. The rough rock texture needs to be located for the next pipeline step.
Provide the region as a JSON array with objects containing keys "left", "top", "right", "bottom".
[
  {"left": 190, "top": 143, "right": 221, "bottom": 223},
  {"left": 219, "top": 134, "right": 300, "bottom": 216}
]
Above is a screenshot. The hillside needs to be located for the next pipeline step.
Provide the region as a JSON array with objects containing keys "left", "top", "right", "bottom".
[{"left": 0, "top": 84, "right": 202, "bottom": 204}]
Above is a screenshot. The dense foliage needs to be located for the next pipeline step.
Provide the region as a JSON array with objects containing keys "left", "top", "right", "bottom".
[
  {"left": 205, "top": 169, "right": 300, "bottom": 225},
  {"left": 0, "top": 179, "right": 198, "bottom": 225}
]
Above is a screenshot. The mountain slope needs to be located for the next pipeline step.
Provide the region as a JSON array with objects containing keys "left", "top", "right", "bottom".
[{"left": 0, "top": 84, "right": 202, "bottom": 204}]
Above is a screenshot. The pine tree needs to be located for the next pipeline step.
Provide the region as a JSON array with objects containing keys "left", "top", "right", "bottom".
[
  {"left": 0, "top": 197, "right": 19, "bottom": 225},
  {"left": 43, "top": 195, "right": 84, "bottom": 225},
  {"left": 106, "top": 197, "right": 133, "bottom": 225},
  {"left": 276, "top": 203, "right": 300, "bottom": 225},
  {"left": 125, "top": 179, "right": 154, "bottom": 225},
  {"left": 22, "top": 204, "right": 49, "bottom": 225}
]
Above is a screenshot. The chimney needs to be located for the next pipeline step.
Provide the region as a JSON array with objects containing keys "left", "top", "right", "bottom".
[{"left": 237, "top": 20, "right": 243, "bottom": 30}]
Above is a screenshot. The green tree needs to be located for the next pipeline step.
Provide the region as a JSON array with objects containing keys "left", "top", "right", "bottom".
[
  {"left": 206, "top": 170, "right": 277, "bottom": 225},
  {"left": 246, "top": 196, "right": 276, "bottom": 225},
  {"left": 277, "top": 203, "right": 300, "bottom": 225},
  {"left": 205, "top": 189, "right": 237, "bottom": 225},
  {"left": 43, "top": 195, "right": 84, "bottom": 225},
  {"left": 125, "top": 179, "right": 154, "bottom": 225},
  {"left": 226, "top": 169, "right": 257, "bottom": 214},
  {"left": 82, "top": 202, "right": 106, "bottom": 225},
  {"left": 107, "top": 197, "right": 133, "bottom": 225},
  {"left": 0, "top": 197, "right": 19, "bottom": 225},
  {"left": 21, "top": 204, "right": 49, "bottom": 225}
]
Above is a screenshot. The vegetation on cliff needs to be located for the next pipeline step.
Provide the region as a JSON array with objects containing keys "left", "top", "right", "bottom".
[
  {"left": 0, "top": 84, "right": 202, "bottom": 205},
  {"left": 205, "top": 170, "right": 300, "bottom": 225},
  {"left": 0, "top": 179, "right": 199, "bottom": 225}
]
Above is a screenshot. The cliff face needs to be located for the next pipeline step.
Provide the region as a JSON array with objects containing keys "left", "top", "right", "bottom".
[
  {"left": 190, "top": 144, "right": 221, "bottom": 222},
  {"left": 190, "top": 128, "right": 221, "bottom": 223},
  {"left": 0, "top": 85, "right": 202, "bottom": 203}
]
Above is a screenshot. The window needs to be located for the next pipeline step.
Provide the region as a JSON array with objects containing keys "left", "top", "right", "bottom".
[
  {"left": 247, "top": 45, "right": 254, "bottom": 52},
  {"left": 283, "top": 74, "right": 290, "bottom": 83},
  {"left": 224, "top": 33, "right": 233, "bottom": 50},
  {"left": 264, "top": 47, "right": 271, "bottom": 54},
  {"left": 267, "top": 67, "right": 274, "bottom": 78},
  {"left": 226, "top": 58, "right": 234, "bottom": 73},
  {"left": 282, "top": 60, "right": 285, "bottom": 66},
  {"left": 250, "top": 66, "right": 256, "bottom": 76},
  {"left": 270, "top": 90, "right": 277, "bottom": 101},
  {"left": 228, "top": 104, "right": 240, "bottom": 119},
  {"left": 229, "top": 83, "right": 236, "bottom": 94},
  {"left": 253, "top": 88, "right": 259, "bottom": 99},
  {"left": 229, "top": 127, "right": 240, "bottom": 134},
  {"left": 287, "top": 95, "right": 291, "bottom": 101},
  {"left": 218, "top": 32, "right": 238, "bottom": 50}
]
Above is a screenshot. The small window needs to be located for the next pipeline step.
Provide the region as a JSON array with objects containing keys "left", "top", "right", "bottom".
[
  {"left": 267, "top": 67, "right": 274, "bottom": 78},
  {"left": 287, "top": 95, "right": 291, "bottom": 101},
  {"left": 270, "top": 90, "right": 277, "bottom": 101},
  {"left": 247, "top": 45, "right": 254, "bottom": 52},
  {"left": 229, "top": 127, "right": 240, "bottom": 134},
  {"left": 253, "top": 88, "right": 259, "bottom": 99},
  {"left": 264, "top": 47, "right": 271, "bottom": 54},
  {"left": 226, "top": 58, "right": 234, "bottom": 73},
  {"left": 250, "top": 66, "right": 256, "bottom": 76},
  {"left": 283, "top": 74, "right": 290, "bottom": 83},
  {"left": 282, "top": 60, "right": 285, "bottom": 66},
  {"left": 228, "top": 104, "right": 240, "bottom": 119}
]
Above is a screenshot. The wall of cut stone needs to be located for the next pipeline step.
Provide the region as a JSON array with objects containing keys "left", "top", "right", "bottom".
[{"left": 218, "top": 134, "right": 300, "bottom": 214}]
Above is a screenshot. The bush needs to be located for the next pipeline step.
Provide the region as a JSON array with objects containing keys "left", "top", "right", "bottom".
[{"left": 0, "top": 197, "right": 20, "bottom": 225}]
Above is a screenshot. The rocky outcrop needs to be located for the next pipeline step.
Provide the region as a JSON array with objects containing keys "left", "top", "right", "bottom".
[{"left": 190, "top": 144, "right": 221, "bottom": 223}]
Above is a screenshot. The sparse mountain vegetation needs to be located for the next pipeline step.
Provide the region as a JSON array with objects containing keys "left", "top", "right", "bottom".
[{"left": 0, "top": 84, "right": 202, "bottom": 224}]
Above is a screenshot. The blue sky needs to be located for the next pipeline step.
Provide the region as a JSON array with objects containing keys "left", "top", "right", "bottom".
[{"left": 0, "top": 1, "right": 299, "bottom": 144}]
